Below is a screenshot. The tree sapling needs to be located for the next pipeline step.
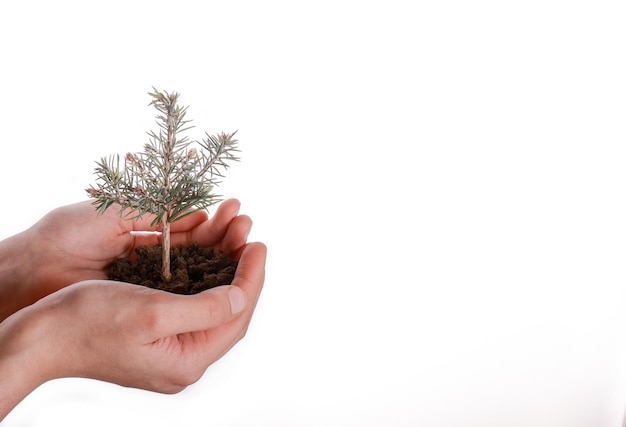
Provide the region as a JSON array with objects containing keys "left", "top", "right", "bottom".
[{"left": 87, "top": 88, "right": 239, "bottom": 283}]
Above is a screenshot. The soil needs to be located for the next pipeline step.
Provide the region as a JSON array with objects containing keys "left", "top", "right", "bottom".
[{"left": 108, "top": 243, "right": 238, "bottom": 295}]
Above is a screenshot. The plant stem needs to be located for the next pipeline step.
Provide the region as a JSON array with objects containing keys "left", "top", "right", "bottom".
[
  {"left": 162, "top": 211, "right": 172, "bottom": 282},
  {"left": 161, "top": 93, "right": 176, "bottom": 282}
]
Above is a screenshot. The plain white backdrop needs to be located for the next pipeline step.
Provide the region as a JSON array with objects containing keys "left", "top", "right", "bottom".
[{"left": 1, "top": 1, "right": 625, "bottom": 426}]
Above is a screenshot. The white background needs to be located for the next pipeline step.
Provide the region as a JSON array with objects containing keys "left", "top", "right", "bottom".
[{"left": 1, "top": 1, "right": 625, "bottom": 426}]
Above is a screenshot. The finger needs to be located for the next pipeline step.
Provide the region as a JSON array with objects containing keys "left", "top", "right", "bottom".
[
  {"left": 190, "top": 199, "right": 241, "bottom": 247},
  {"left": 123, "top": 209, "right": 209, "bottom": 234},
  {"left": 170, "top": 210, "right": 209, "bottom": 233},
  {"left": 231, "top": 242, "right": 267, "bottom": 307},
  {"left": 120, "top": 198, "right": 237, "bottom": 237},
  {"left": 146, "top": 285, "right": 247, "bottom": 339},
  {"left": 145, "top": 210, "right": 210, "bottom": 248},
  {"left": 123, "top": 211, "right": 210, "bottom": 251},
  {"left": 170, "top": 214, "right": 252, "bottom": 258},
  {"left": 218, "top": 215, "right": 253, "bottom": 260}
]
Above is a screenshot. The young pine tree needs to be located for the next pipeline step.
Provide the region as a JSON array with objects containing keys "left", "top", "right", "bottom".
[{"left": 87, "top": 88, "right": 239, "bottom": 282}]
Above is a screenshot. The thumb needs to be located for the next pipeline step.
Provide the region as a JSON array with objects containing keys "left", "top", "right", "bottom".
[{"left": 148, "top": 285, "right": 247, "bottom": 338}]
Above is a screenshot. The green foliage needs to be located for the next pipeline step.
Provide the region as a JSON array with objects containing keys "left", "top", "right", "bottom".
[{"left": 87, "top": 88, "right": 240, "bottom": 226}]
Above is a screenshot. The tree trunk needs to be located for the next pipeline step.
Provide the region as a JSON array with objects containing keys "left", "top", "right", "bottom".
[{"left": 162, "top": 216, "right": 172, "bottom": 282}]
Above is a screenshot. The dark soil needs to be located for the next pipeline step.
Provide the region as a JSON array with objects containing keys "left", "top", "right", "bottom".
[{"left": 108, "top": 243, "right": 238, "bottom": 295}]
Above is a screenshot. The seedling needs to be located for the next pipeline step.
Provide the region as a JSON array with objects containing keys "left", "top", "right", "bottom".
[{"left": 87, "top": 88, "right": 239, "bottom": 281}]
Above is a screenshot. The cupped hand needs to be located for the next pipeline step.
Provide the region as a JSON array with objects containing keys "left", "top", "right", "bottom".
[
  {"left": 0, "top": 241, "right": 266, "bottom": 420},
  {"left": 22, "top": 199, "right": 252, "bottom": 303}
]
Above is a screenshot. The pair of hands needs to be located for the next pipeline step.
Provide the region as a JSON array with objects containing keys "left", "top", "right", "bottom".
[{"left": 0, "top": 199, "right": 266, "bottom": 420}]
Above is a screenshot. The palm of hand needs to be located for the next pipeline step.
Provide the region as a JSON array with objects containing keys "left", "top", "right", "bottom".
[
  {"left": 140, "top": 329, "right": 234, "bottom": 392},
  {"left": 34, "top": 239, "right": 264, "bottom": 394},
  {"left": 27, "top": 199, "right": 249, "bottom": 297}
]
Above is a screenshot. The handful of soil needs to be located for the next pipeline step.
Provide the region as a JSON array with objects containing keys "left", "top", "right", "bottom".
[{"left": 108, "top": 243, "right": 238, "bottom": 295}]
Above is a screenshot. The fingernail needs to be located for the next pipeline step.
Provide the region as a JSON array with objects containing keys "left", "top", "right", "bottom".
[{"left": 228, "top": 286, "right": 247, "bottom": 314}]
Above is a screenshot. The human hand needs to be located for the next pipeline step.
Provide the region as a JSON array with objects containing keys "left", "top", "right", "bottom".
[
  {"left": 0, "top": 241, "right": 266, "bottom": 421},
  {"left": 0, "top": 199, "right": 251, "bottom": 320}
]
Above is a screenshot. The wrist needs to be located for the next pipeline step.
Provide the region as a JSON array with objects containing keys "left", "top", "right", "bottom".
[
  {"left": 0, "top": 304, "right": 52, "bottom": 421},
  {"left": 0, "top": 231, "right": 40, "bottom": 322}
]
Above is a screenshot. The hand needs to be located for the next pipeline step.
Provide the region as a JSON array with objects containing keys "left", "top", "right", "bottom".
[
  {"left": 0, "top": 241, "right": 266, "bottom": 421},
  {"left": 0, "top": 199, "right": 251, "bottom": 320}
]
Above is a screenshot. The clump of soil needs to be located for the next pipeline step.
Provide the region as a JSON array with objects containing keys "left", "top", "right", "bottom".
[{"left": 108, "top": 243, "right": 238, "bottom": 295}]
